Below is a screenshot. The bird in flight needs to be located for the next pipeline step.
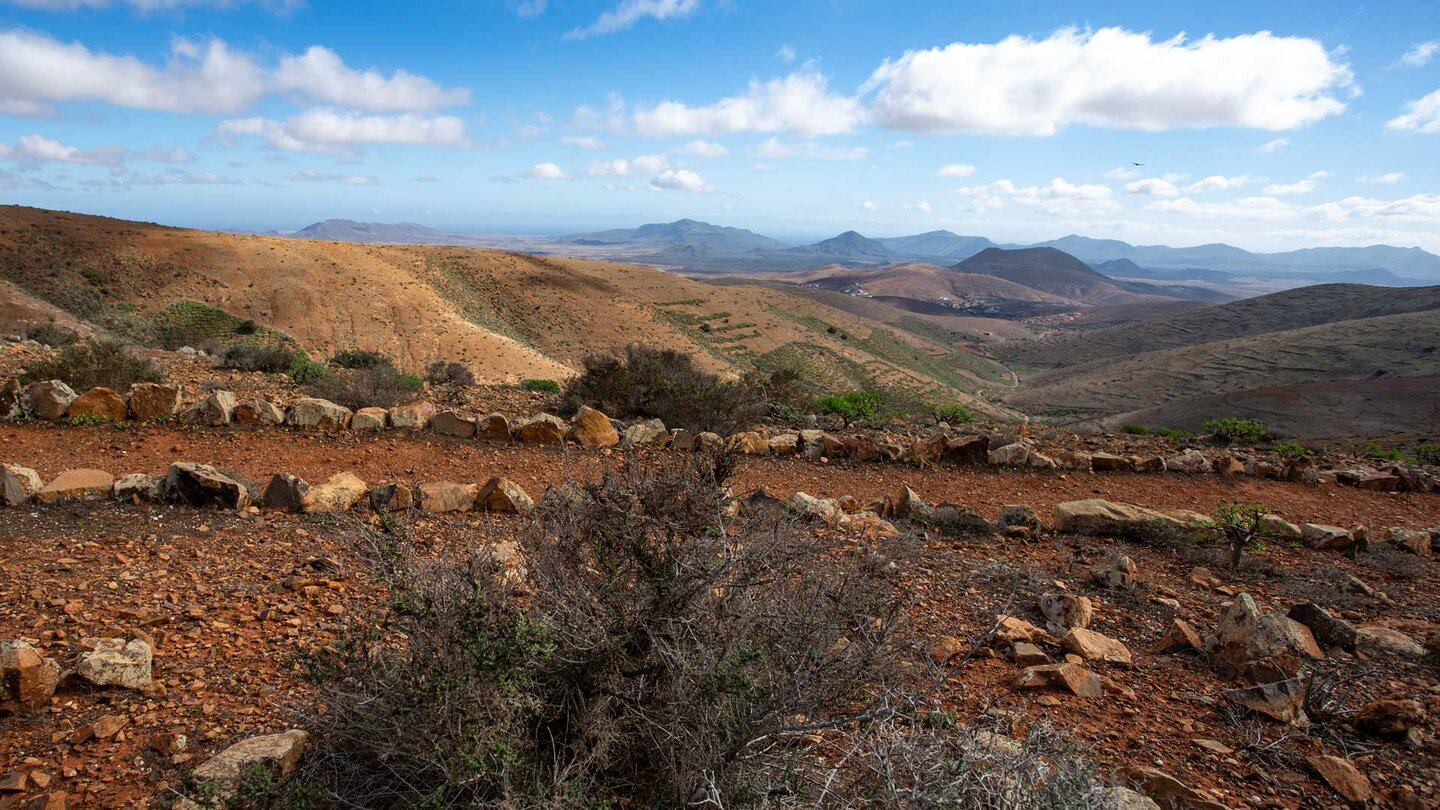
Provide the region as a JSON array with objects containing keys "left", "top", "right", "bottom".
[{"left": 1131, "top": 162, "right": 1145, "bottom": 166}]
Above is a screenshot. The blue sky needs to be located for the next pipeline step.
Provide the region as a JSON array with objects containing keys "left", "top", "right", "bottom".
[{"left": 2, "top": 0, "right": 1439, "bottom": 249}]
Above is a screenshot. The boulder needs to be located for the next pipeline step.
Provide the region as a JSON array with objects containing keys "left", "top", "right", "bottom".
[
  {"left": 1155, "top": 619, "right": 1204, "bottom": 654},
  {"left": 179, "top": 389, "right": 238, "bottom": 426},
  {"left": 301, "top": 472, "right": 368, "bottom": 513},
  {"left": 1090, "top": 451, "right": 1131, "bottom": 472},
  {"left": 994, "top": 615, "right": 1053, "bottom": 646},
  {"left": 261, "top": 474, "right": 310, "bottom": 511},
  {"left": 233, "top": 398, "right": 286, "bottom": 425},
  {"left": 942, "top": 434, "right": 989, "bottom": 465},
  {"left": 187, "top": 729, "right": 309, "bottom": 804},
  {"left": 1, "top": 463, "right": 43, "bottom": 507},
  {"left": 36, "top": 469, "right": 115, "bottom": 504},
  {"left": 1222, "top": 678, "right": 1309, "bottom": 726},
  {"left": 1164, "top": 449, "right": 1212, "bottom": 474},
  {"left": 113, "top": 473, "right": 165, "bottom": 504},
  {"left": 1090, "top": 554, "right": 1138, "bottom": 589},
  {"left": 1286, "top": 603, "right": 1356, "bottom": 651},
  {"left": 1039, "top": 593, "right": 1094, "bottom": 634},
  {"left": 1053, "top": 499, "right": 1183, "bottom": 538},
  {"left": 1061, "top": 627, "right": 1133, "bottom": 667},
  {"left": 1354, "top": 698, "right": 1426, "bottom": 737},
  {"left": 670, "top": 429, "right": 697, "bottom": 451},
  {"left": 166, "top": 463, "right": 250, "bottom": 509},
  {"left": 624, "top": 418, "right": 671, "bottom": 447},
  {"left": 569, "top": 405, "right": 620, "bottom": 448},
  {"left": 67, "top": 387, "right": 127, "bottom": 422},
  {"left": 476, "top": 477, "right": 534, "bottom": 514},
  {"left": 727, "top": 431, "right": 770, "bottom": 455},
  {"left": 1118, "top": 767, "right": 1231, "bottom": 810},
  {"left": 696, "top": 431, "right": 723, "bottom": 451},
  {"left": 1306, "top": 755, "right": 1372, "bottom": 805},
  {"left": 1355, "top": 625, "right": 1426, "bottom": 658},
  {"left": 787, "top": 492, "right": 843, "bottom": 525},
  {"left": 998, "top": 504, "right": 1042, "bottom": 534},
  {"left": 1013, "top": 662, "right": 1101, "bottom": 697},
  {"left": 127, "top": 383, "right": 183, "bottom": 420},
  {"left": 21, "top": 380, "right": 77, "bottom": 421},
  {"left": 388, "top": 400, "right": 437, "bottom": 429},
  {"left": 75, "top": 637, "right": 153, "bottom": 689},
  {"left": 477, "top": 413, "right": 512, "bottom": 441},
  {"left": 768, "top": 433, "right": 800, "bottom": 456},
  {"left": 430, "top": 410, "right": 477, "bottom": 437},
  {"left": 369, "top": 482, "right": 414, "bottom": 512},
  {"left": 797, "top": 429, "right": 825, "bottom": 459},
  {"left": 0, "top": 639, "right": 62, "bottom": 713},
  {"left": 1388, "top": 527, "right": 1433, "bottom": 557},
  {"left": 419, "top": 481, "right": 477, "bottom": 513},
  {"left": 1301, "top": 523, "right": 1361, "bottom": 552},
  {"left": 286, "top": 397, "right": 351, "bottom": 430},
  {"left": 1212, "top": 594, "right": 1319, "bottom": 681},
  {"left": 987, "top": 442, "right": 1029, "bottom": 466},
  {"left": 928, "top": 504, "right": 994, "bottom": 535},
  {"left": 513, "top": 413, "right": 565, "bottom": 444},
  {"left": 1258, "top": 513, "right": 1302, "bottom": 541},
  {"left": 350, "top": 407, "right": 388, "bottom": 431}
]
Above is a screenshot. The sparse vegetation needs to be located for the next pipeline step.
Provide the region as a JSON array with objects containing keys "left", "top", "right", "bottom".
[
  {"left": 1120, "top": 423, "right": 1149, "bottom": 435},
  {"left": 25, "top": 321, "right": 80, "bottom": 348},
  {"left": 20, "top": 340, "right": 163, "bottom": 391},
  {"left": 1364, "top": 443, "right": 1402, "bottom": 461},
  {"left": 926, "top": 402, "right": 977, "bottom": 425},
  {"left": 1201, "top": 418, "right": 1267, "bottom": 444},
  {"left": 330, "top": 349, "right": 393, "bottom": 371},
  {"left": 424, "top": 360, "right": 475, "bottom": 387},
  {"left": 234, "top": 319, "right": 259, "bottom": 336},
  {"left": 219, "top": 344, "right": 299, "bottom": 374},
  {"left": 305, "top": 366, "right": 422, "bottom": 409},
  {"left": 1414, "top": 443, "right": 1440, "bottom": 466},
  {"left": 520, "top": 378, "right": 561, "bottom": 393},
  {"left": 1272, "top": 440, "right": 1312, "bottom": 461},
  {"left": 1206, "top": 503, "right": 1274, "bottom": 569},
  {"left": 288, "top": 356, "right": 333, "bottom": 384},
  {"left": 1154, "top": 427, "right": 1193, "bottom": 441},
  {"left": 817, "top": 390, "right": 884, "bottom": 425}
]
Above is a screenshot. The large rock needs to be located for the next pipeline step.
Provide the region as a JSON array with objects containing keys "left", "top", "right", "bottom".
[
  {"left": 942, "top": 435, "right": 989, "bottom": 465},
  {"left": 1, "top": 639, "right": 62, "bottom": 713},
  {"left": 233, "top": 397, "right": 285, "bottom": 425},
  {"left": 569, "top": 405, "right": 619, "bottom": 448},
  {"left": 351, "top": 407, "right": 388, "bottom": 432},
  {"left": 286, "top": 397, "right": 352, "bottom": 430},
  {"left": 388, "top": 400, "right": 437, "bottom": 430},
  {"left": 301, "top": 472, "right": 367, "bottom": 513},
  {"left": 476, "top": 477, "right": 535, "bottom": 514},
  {"left": 178, "top": 390, "right": 238, "bottom": 427},
  {"left": 126, "top": 383, "right": 182, "bottom": 421},
  {"left": 477, "top": 413, "right": 512, "bottom": 441},
  {"left": 430, "top": 410, "right": 476, "bottom": 437},
  {"left": 1286, "top": 603, "right": 1356, "bottom": 651},
  {"left": 1061, "top": 627, "right": 1133, "bottom": 667},
  {"left": 1355, "top": 625, "right": 1426, "bottom": 658},
  {"left": 1090, "top": 451, "right": 1132, "bottom": 472},
  {"left": 1164, "top": 449, "right": 1212, "bottom": 474},
  {"left": 75, "top": 637, "right": 153, "bottom": 689},
  {"left": 183, "top": 729, "right": 310, "bottom": 807},
  {"left": 67, "top": 387, "right": 127, "bottom": 422},
  {"left": 1039, "top": 593, "right": 1094, "bottom": 634},
  {"left": 787, "top": 492, "right": 843, "bottom": 525},
  {"left": 419, "top": 481, "right": 477, "bottom": 512},
  {"left": 1301, "top": 523, "right": 1362, "bottom": 553},
  {"left": 1053, "top": 499, "right": 1183, "bottom": 538},
  {"left": 369, "top": 482, "right": 413, "bottom": 512},
  {"left": 21, "top": 380, "right": 77, "bottom": 421},
  {"left": 1306, "top": 755, "right": 1372, "bottom": 804},
  {"left": 1118, "top": 766, "right": 1231, "bottom": 810},
  {"left": 1, "top": 463, "right": 43, "bottom": 507},
  {"left": 768, "top": 433, "right": 800, "bottom": 456},
  {"left": 624, "top": 418, "right": 671, "bottom": 447},
  {"left": 727, "top": 431, "right": 769, "bottom": 454},
  {"left": 1388, "top": 527, "right": 1434, "bottom": 557},
  {"left": 1212, "top": 593, "right": 1319, "bottom": 681},
  {"left": 113, "top": 473, "right": 165, "bottom": 504},
  {"left": 1013, "top": 662, "right": 1101, "bottom": 697},
  {"left": 36, "top": 469, "right": 115, "bottom": 504},
  {"left": 513, "top": 413, "right": 565, "bottom": 444},
  {"left": 987, "top": 442, "right": 1030, "bottom": 466},
  {"left": 1258, "top": 513, "right": 1302, "bottom": 541},
  {"left": 262, "top": 474, "right": 310, "bottom": 511},
  {"left": 166, "top": 463, "right": 250, "bottom": 509}
]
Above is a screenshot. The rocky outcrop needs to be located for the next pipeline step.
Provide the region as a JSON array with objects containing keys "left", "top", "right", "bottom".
[
  {"left": 569, "top": 405, "right": 619, "bottom": 448},
  {"left": 127, "top": 383, "right": 183, "bottom": 421},
  {"left": 179, "top": 390, "right": 238, "bottom": 427},
  {"left": 166, "top": 463, "right": 250, "bottom": 510},
  {"left": 21, "top": 380, "right": 77, "bottom": 421},
  {"left": 36, "top": 469, "right": 115, "bottom": 504},
  {"left": 513, "top": 413, "right": 565, "bottom": 444},
  {"left": 1053, "top": 499, "right": 1183, "bottom": 538},
  {"left": 75, "top": 637, "right": 153, "bottom": 689},
  {"left": 67, "top": 387, "right": 128, "bottom": 421},
  {"left": 1, "top": 463, "right": 43, "bottom": 507},
  {"left": 286, "top": 397, "right": 352, "bottom": 430}
]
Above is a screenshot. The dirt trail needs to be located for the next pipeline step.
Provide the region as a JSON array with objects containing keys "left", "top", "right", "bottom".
[{"left": 3, "top": 423, "right": 1437, "bottom": 530}]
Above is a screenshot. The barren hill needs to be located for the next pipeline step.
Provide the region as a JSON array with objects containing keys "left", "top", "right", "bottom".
[
  {"left": 781, "top": 262, "right": 1072, "bottom": 304},
  {"left": 956, "top": 247, "right": 1175, "bottom": 306},
  {"left": 0, "top": 205, "right": 1009, "bottom": 413}
]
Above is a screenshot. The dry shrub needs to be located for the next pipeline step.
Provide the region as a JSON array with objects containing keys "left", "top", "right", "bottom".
[
  {"left": 304, "top": 366, "right": 423, "bottom": 409},
  {"left": 20, "top": 340, "right": 163, "bottom": 391}
]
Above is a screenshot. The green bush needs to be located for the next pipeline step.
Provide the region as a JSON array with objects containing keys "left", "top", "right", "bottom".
[
  {"left": 1154, "top": 427, "right": 1193, "bottom": 441},
  {"left": 20, "top": 341, "right": 163, "bottom": 391},
  {"left": 521, "top": 378, "right": 561, "bottom": 393},
  {"left": 331, "top": 349, "right": 394, "bottom": 371},
  {"left": 288, "top": 356, "right": 333, "bottom": 384},
  {"left": 305, "top": 366, "right": 422, "bottom": 409},
  {"left": 1272, "top": 440, "right": 1312, "bottom": 460},
  {"left": 1414, "top": 443, "right": 1440, "bottom": 465},
  {"left": 927, "top": 402, "right": 977, "bottom": 425},
  {"left": 1201, "top": 418, "right": 1266, "bottom": 444},
  {"left": 219, "top": 344, "right": 298, "bottom": 374},
  {"left": 425, "top": 360, "right": 475, "bottom": 387},
  {"left": 816, "top": 390, "right": 884, "bottom": 425},
  {"left": 1120, "top": 423, "right": 1149, "bottom": 435},
  {"left": 25, "top": 322, "right": 80, "bottom": 348},
  {"left": 234, "top": 319, "right": 259, "bottom": 336},
  {"left": 1364, "top": 443, "right": 1402, "bottom": 461},
  {"left": 1206, "top": 503, "right": 1274, "bottom": 569}
]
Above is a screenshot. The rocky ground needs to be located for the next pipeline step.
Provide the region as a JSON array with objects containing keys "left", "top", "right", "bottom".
[{"left": 2, "top": 421, "right": 1439, "bottom": 808}]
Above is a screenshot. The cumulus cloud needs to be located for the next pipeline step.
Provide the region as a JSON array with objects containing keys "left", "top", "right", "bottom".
[
  {"left": 126, "top": 168, "right": 235, "bottom": 186},
  {"left": 509, "top": 0, "right": 547, "bottom": 17},
  {"left": 903, "top": 200, "right": 933, "bottom": 213},
  {"left": 6, "top": 0, "right": 300, "bottom": 11},
  {"left": 953, "top": 177, "right": 1118, "bottom": 216},
  {"left": 586, "top": 153, "right": 668, "bottom": 176},
  {"left": 1328, "top": 193, "right": 1440, "bottom": 224},
  {"left": 679, "top": 139, "right": 728, "bottom": 157},
  {"left": 1395, "top": 40, "right": 1439, "bottom": 69},
  {"left": 936, "top": 163, "right": 975, "bottom": 178},
  {"left": 1185, "top": 174, "right": 1250, "bottom": 193},
  {"left": 753, "top": 136, "right": 866, "bottom": 161},
  {"left": 0, "top": 30, "right": 266, "bottom": 116},
  {"left": 1148, "top": 195, "right": 1297, "bottom": 221},
  {"left": 565, "top": 0, "right": 699, "bottom": 39},
  {"left": 286, "top": 169, "right": 376, "bottom": 184},
  {"left": 1256, "top": 137, "right": 1290, "bottom": 153},
  {"left": 273, "top": 46, "right": 469, "bottom": 112},
  {"left": 524, "top": 161, "right": 570, "bottom": 179},
  {"left": 1360, "top": 171, "right": 1404, "bottom": 184},
  {"left": 1263, "top": 171, "right": 1328, "bottom": 196},
  {"left": 863, "top": 28, "right": 1353, "bottom": 135},
  {"left": 630, "top": 66, "right": 862, "bottom": 138},
  {"left": 861, "top": 200, "right": 878, "bottom": 211},
  {"left": 1123, "top": 177, "right": 1181, "bottom": 197},
  {"left": 415, "top": 172, "right": 438, "bottom": 182},
  {"left": 0, "top": 133, "right": 125, "bottom": 166},
  {"left": 650, "top": 168, "right": 711, "bottom": 192},
  {"left": 217, "top": 109, "right": 470, "bottom": 152},
  {"left": 776, "top": 44, "right": 796, "bottom": 63},
  {"left": 1386, "top": 90, "right": 1440, "bottom": 134},
  {"left": 1104, "top": 166, "right": 1140, "bottom": 180},
  {"left": 561, "top": 135, "right": 606, "bottom": 150}
]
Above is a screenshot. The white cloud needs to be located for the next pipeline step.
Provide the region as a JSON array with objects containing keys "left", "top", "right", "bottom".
[
  {"left": 586, "top": 153, "right": 669, "bottom": 176},
  {"left": 565, "top": 0, "right": 700, "bottom": 39},
  {"left": 514, "top": 123, "right": 548, "bottom": 141},
  {"left": 1263, "top": 171, "right": 1328, "bottom": 196},
  {"left": 650, "top": 168, "right": 711, "bottom": 192},
  {"left": 753, "top": 136, "right": 866, "bottom": 161},
  {"left": 0, "top": 30, "right": 266, "bottom": 116},
  {"left": 1359, "top": 171, "right": 1404, "bottom": 184},
  {"left": 936, "top": 163, "right": 975, "bottom": 179},
  {"left": 217, "top": 109, "right": 469, "bottom": 153},
  {"left": 1185, "top": 174, "right": 1250, "bottom": 193},
  {"left": 126, "top": 169, "right": 235, "bottom": 186},
  {"left": 903, "top": 200, "right": 933, "bottom": 213},
  {"left": 863, "top": 28, "right": 1353, "bottom": 135},
  {"left": 1148, "top": 195, "right": 1297, "bottom": 221},
  {"left": 524, "top": 161, "right": 570, "bottom": 179},
  {"left": 861, "top": 200, "right": 878, "bottom": 211},
  {"left": 0, "top": 133, "right": 125, "bottom": 166},
  {"left": 415, "top": 172, "right": 438, "bottom": 182},
  {"left": 679, "top": 139, "right": 728, "bottom": 157},
  {"left": 1103, "top": 166, "right": 1140, "bottom": 180},
  {"left": 776, "top": 44, "right": 796, "bottom": 63},
  {"left": 1395, "top": 40, "right": 1439, "bottom": 69},
  {"left": 1386, "top": 89, "right": 1440, "bottom": 134},
  {"left": 953, "top": 177, "right": 1118, "bottom": 216},
  {"left": 132, "top": 145, "right": 192, "bottom": 163},
  {"left": 1122, "top": 177, "right": 1181, "bottom": 197},
  {"left": 631, "top": 66, "right": 862, "bottom": 137},
  {"left": 1329, "top": 193, "right": 1440, "bottom": 224},
  {"left": 509, "top": 0, "right": 546, "bottom": 17},
  {"left": 6, "top": 0, "right": 300, "bottom": 11},
  {"left": 286, "top": 169, "right": 377, "bottom": 185},
  {"left": 561, "top": 135, "right": 607, "bottom": 150},
  {"left": 273, "top": 45, "right": 468, "bottom": 112},
  {"left": 1256, "top": 137, "right": 1290, "bottom": 153}
]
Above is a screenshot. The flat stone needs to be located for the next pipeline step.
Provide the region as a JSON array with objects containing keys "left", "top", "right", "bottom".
[
  {"left": 302, "top": 472, "right": 367, "bottom": 513},
  {"left": 67, "top": 387, "right": 127, "bottom": 422},
  {"left": 350, "top": 407, "right": 388, "bottom": 431},
  {"left": 1221, "top": 678, "right": 1309, "bottom": 726},
  {"left": 476, "top": 477, "right": 534, "bottom": 514},
  {"left": 1306, "top": 755, "right": 1372, "bottom": 804},
  {"left": 419, "top": 481, "right": 477, "bottom": 512},
  {"left": 1053, "top": 499, "right": 1184, "bottom": 537},
  {"left": 190, "top": 730, "right": 308, "bottom": 794},
  {"left": 1, "top": 464, "right": 43, "bottom": 507},
  {"left": 36, "top": 469, "right": 115, "bottom": 504},
  {"left": 286, "top": 397, "right": 351, "bottom": 430},
  {"left": 75, "top": 638, "right": 152, "bottom": 689},
  {"left": 1013, "top": 662, "right": 1102, "bottom": 697},
  {"left": 1012, "top": 642, "right": 1050, "bottom": 667},
  {"left": 1061, "top": 627, "right": 1133, "bottom": 667},
  {"left": 126, "top": 383, "right": 182, "bottom": 421},
  {"left": 1355, "top": 625, "right": 1426, "bottom": 658}
]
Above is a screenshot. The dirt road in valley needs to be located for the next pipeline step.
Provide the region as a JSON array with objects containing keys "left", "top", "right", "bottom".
[{"left": 3, "top": 422, "right": 1438, "bottom": 531}]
